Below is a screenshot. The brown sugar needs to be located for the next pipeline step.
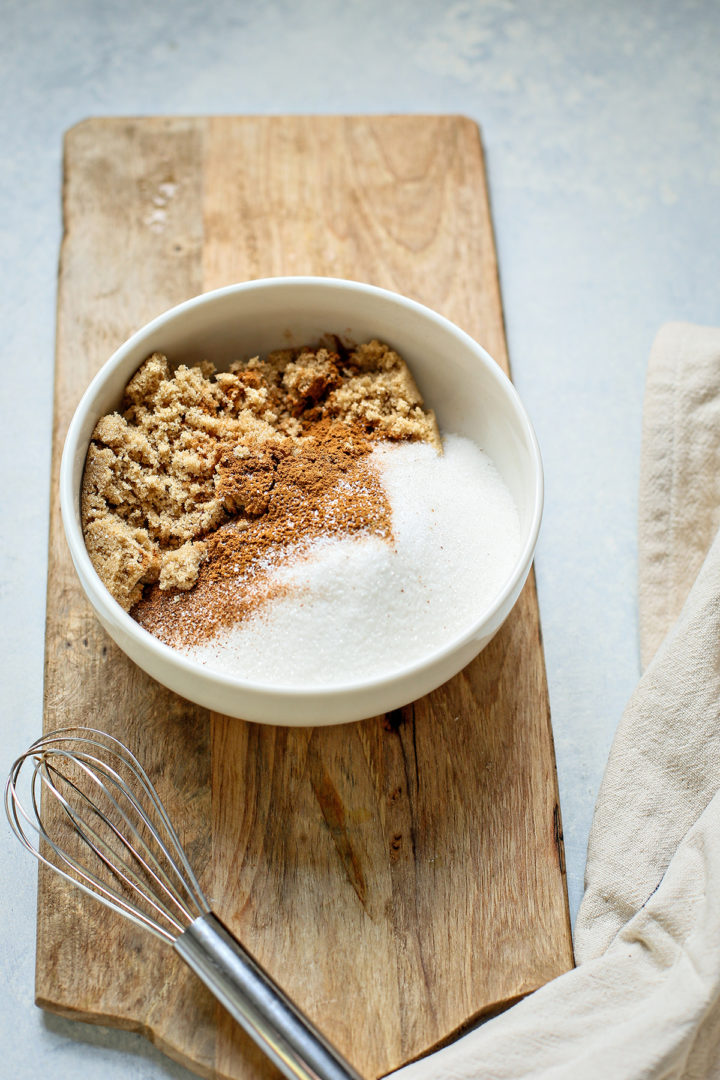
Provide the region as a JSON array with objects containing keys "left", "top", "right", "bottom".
[{"left": 81, "top": 339, "right": 440, "bottom": 636}]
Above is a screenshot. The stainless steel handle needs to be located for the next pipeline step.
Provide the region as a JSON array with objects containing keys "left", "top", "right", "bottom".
[{"left": 175, "top": 912, "right": 363, "bottom": 1080}]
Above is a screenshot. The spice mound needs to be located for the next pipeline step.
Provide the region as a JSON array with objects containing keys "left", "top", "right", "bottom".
[{"left": 81, "top": 339, "right": 441, "bottom": 646}]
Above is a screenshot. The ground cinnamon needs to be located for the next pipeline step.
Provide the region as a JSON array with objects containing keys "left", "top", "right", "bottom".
[{"left": 133, "top": 420, "right": 393, "bottom": 647}]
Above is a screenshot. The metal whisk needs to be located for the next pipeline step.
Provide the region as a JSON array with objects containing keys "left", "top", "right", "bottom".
[{"left": 6, "top": 726, "right": 362, "bottom": 1080}]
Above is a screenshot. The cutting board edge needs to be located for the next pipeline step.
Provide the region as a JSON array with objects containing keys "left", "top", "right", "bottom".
[
  {"left": 35, "top": 980, "right": 546, "bottom": 1080},
  {"left": 35, "top": 992, "right": 216, "bottom": 1080}
]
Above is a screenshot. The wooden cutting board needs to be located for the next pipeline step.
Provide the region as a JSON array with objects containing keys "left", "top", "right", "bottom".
[{"left": 38, "top": 115, "right": 573, "bottom": 1080}]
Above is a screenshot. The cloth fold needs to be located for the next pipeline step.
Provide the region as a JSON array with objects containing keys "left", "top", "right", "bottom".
[
  {"left": 391, "top": 323, "right": 720, "bottom": 1080},
  {"left": 639, "top": 323, "right": 720, "bottom": 669}
]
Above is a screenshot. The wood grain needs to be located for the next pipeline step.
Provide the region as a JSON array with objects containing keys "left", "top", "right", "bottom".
[{"left": 38, "top": 115, "right": 573, "bottom": 1080}]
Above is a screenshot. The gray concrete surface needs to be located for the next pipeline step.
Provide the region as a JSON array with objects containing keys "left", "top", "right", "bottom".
[{"left": 1, "top": 0, "right": 719, "bottom": 1075}]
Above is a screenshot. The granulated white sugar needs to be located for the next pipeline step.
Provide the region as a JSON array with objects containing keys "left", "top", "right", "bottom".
[{"left": 184, "top": 435, "right": 522, "bottom": 685}]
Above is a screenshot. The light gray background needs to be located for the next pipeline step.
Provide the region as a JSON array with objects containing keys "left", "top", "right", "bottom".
[{"left": 2, "top": 0, "right": 719, "bottom": 1076}]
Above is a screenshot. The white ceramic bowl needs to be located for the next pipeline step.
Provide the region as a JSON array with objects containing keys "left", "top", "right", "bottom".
[{"left": 61, "top": 277, "right": 542, "bottom": 725}]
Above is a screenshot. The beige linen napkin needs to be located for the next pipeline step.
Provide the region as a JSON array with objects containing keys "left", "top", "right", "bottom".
[{"left": 392, "top": 322, "right": 720, "bottom": 1080}]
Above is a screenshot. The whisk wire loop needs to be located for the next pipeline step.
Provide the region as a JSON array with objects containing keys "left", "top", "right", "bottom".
[
  {"left": 6, "top": 726, "right": 210, "bottom": 942},
  {"left": 35, "top": 727, "right": 207, "bottom": 901},
  {"left": 47, "top": 746, "right": 206, "bottom": 923},
  {"left": 37, "top": 756, "right": 189, "bottom": 937},
  {"left": 7, "top": 760, "right": 175, "bottom": 941}
]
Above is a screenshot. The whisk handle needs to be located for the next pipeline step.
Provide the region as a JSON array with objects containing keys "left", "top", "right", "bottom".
[{"left": 176, "top": 912, "right": 364, "bottom": 1080}]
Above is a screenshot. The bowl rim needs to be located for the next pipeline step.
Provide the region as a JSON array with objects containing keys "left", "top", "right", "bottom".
[{"left": 60, "top": 275, "right": 543, "bottom": 699}]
